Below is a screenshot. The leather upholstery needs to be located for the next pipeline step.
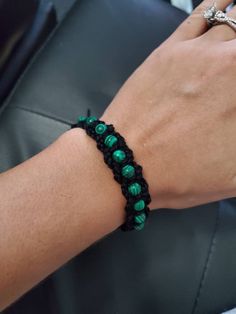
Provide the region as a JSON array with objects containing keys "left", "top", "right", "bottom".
[
  {"left": 0, "top": 0, "right": 57, "bottom": 104},
  {"left": 0, "top": 0, "right": 38, "bottom": 74},
  {"left": 1, "top": 1, "right": 236, "bottom": 313}
]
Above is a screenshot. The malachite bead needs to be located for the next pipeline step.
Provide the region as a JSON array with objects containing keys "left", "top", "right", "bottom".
[
  {"left": 104, "top": 135, "right": 118, "bottom": 148},
  {"left": 95, "top": 123, "right": 107, "bottom": 134},
  {"left": 121, "top": 165, "right": 135, "bottom": 178},
  {"left": 77, "top": 115, "right": 87, "bottom": 122},
  {"left": 134, "top": 199, "right": 145, "bottom": 211},
  {"left": 86, "top": 116, "right": 97, "bottom": 124},
  {"left": 112, "top": 150, "right": 126, "bottom": 163},
  {"left": 134, "top": 222, "right": 145, "bottom": 231},
  {"left": 128, "top": 183, "right": 141, "bottom": 196},
  {"left": 134, "top": 213, "right": 146, "bottom": 224}
]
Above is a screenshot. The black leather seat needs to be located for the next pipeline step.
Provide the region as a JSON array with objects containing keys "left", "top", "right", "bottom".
[
  {"left": 0, "top": 0, "right": 38, "bottom": 73},
  {"left": 1, "top": 1, "right": 236, "bottom": 313},
  {"left": 0, "top": 0, "right": 57, "bottom": 104}
]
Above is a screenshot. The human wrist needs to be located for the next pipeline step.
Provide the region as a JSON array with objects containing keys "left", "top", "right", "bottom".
[
  {"left": 60, "top": 128, "right": 126, "bottom": 238},
  {"left": 100, "top": 112, "right": 170, "bottom": 211}
]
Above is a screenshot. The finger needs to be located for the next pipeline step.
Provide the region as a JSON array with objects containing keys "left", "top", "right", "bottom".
[
  {"left": 172, "top": 0, "right": 233, "bottom": 41},
  {"left": 204, "top": 5, "right": 236, "bottom": 41}
]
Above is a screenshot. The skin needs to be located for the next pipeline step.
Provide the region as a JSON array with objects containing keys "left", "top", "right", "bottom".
[{"left": 1, "top": 0, "right": 236, "bottom": 309}]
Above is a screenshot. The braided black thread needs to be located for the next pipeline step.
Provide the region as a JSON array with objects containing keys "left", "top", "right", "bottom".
[{"left": 72, "top": 118, "right": 151, "bottom": 231}]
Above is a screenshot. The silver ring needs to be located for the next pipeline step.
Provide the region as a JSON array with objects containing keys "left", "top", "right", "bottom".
[{"left": 203, "top": 4, "right": 236, "bottom": 31}]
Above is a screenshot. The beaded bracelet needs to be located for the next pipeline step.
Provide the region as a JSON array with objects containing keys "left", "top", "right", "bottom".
[{"left": 71, "top": 114, "right": 151, "bottom": 231}]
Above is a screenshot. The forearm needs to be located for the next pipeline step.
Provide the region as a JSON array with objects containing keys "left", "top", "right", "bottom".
[{"left": 0, "top": 128, "right": 125, "bottom": 310}]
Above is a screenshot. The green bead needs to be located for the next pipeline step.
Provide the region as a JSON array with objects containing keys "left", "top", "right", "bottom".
[
  {"left": 134, "top": 213, "right": 146, "bottom": 224},
  {"left": 128, "top": 183, "right": 141, "bottom": 196},
  {"left": 121, "top": 165, "right": 135, "bottom": 178},
  {"left": 104, "top": 135, "right": 118, "bottom": 148},
  {"left": 86, "top": 116, "right": 97, "bottom": 124},
  {"left": 78, "top": 115, "right": 86, "bottom": 122},
  {"left": 134, "top": 199, "right": 145, "bottom": 211},
  {"left": 112, "top": 150, "right": 126, "bottom": 163},
  {"left": 134, "top": 222, "right": 145, "bottom": 231},
  {"left": 95, "top": 123, "right": 107, "bottom": 134}
]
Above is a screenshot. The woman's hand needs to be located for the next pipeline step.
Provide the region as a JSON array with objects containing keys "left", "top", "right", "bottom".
[{"left": 102, "top": 0, "right": 236, "bottom": 210}]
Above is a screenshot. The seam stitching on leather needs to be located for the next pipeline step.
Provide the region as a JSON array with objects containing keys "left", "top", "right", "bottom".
[
  {"left": 11, "top": 105, "right": 72, "bottom": 125},
  {"left": 191, "top": 206, "right": 220, "bottom": 314}
]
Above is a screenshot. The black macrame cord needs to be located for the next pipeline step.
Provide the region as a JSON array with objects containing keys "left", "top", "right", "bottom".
[{"left": 71, "top": 114, "right": 151, "bottom": 231}]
